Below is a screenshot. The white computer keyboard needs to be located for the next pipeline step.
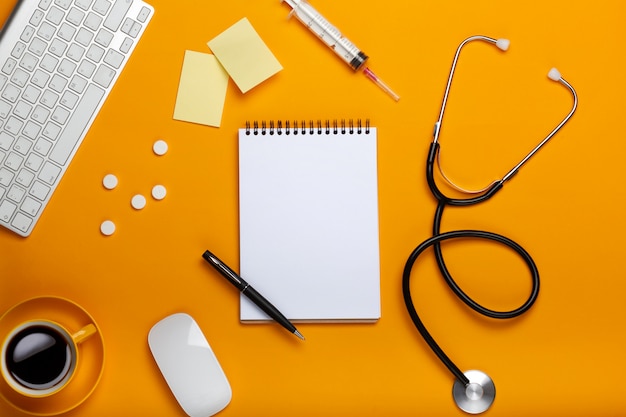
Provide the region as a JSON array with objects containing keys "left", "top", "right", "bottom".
[{"left": 0, "top": 0, "right": 153, "bottom": 236}]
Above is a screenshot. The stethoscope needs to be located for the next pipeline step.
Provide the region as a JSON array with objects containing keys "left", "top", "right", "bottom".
[{"left": 402, "top": 35, "right": 578, "bottom": 414}]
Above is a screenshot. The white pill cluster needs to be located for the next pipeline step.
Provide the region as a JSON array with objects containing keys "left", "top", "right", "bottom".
[{"left": 100, "top": 140, "right": 170, "bottom": 236}]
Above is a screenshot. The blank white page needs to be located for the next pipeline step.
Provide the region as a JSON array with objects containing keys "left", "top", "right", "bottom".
[{"left": 238, "top": 123, "right": 380, "bottom": 321}]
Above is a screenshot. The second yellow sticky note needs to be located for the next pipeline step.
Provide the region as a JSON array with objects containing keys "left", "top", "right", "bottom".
[{"left": 208, "top": 17, "right": 283, "bottom": 94}]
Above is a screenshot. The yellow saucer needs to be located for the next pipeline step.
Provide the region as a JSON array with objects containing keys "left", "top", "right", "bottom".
[{"left": 0, "top": 296, "right": 105, "bottom": 416}]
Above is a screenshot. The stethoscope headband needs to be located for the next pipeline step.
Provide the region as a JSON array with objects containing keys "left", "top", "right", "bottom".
[{"left": 433, "top": 36, "right": 578, "bottom": 195}]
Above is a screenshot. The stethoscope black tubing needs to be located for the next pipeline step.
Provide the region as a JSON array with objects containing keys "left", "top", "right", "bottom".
[{"left": 402, "top": 142, "right": 541, "bottom": 386}]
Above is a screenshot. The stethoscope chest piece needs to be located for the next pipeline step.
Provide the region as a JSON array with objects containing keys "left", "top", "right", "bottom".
[{"left": 452, "top": 370, "right": 495, "bottom": 414}]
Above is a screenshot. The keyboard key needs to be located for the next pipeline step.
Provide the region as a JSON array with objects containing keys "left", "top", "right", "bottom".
[
  {"left": 38, "top": 161, "right": 61, "bottom": 185},
  {"left": 34, "top": 138, "right": 53, "bottom": 155},
  {"left": 1, "top": 58, "right": 17, "bottom": 75},
  {"left": 29, "top": 10, "right": 45, "bottom": 26},
  {"left": 54, "top": 0, "right": 72, "bottom": 10},
  {"left": 104, "top": 0, "right": 133, "bottom": 32},
  {"left": 49, "top": 83, "right": 104, "bottom": 165},
  {"left": 40, "top": 54, "right": 59, "bottom": 72},
  {"left": 66, "top": 43, "right": 86, "bottom": 61},
  {"left": 77, "top": 60, "right": 96, "bottom": 77},
  {"left": 0, "top": 132, "right": 14, "bottom": 150},
  {"left": 0, "top": 101, "right": 11, "bottom": 118},
  {"left": 119, "top": 37, "right": 133, "bottom": 53},
  {"left": 5, "top": 152, "right": 24, "bottom": 171},
  {"left": 40, "top": 89, "right": 59, "bottom": 108},
  {"left": 20, "top": 26, "right": 36, "bottom": 43},
  {"left": 67, "top": 8, "right": 86, "bottom": 26},
  {"left": 31, "top": 105, "right": 50, "bottom": 122},
  {"left": 2, "top": 85, "right": 20, "bottom": 103},
  {"left": 28, "top": 37, "right": 47, "bottom": 56},
  {"left": 14, "top": 101, "right": 33, "bottom": 119},
  {"left": 21, "top": 196, "right": 42, "bottom": 216},
  {"left": 69, "top": 74, "right": 87, "bottom": 93},
  {"left": 121, "top": 17, "right": 133, "bottom": 34},
  {"left": 37, "top": 21, "right": 57, "bottom": 41},
  {"left": 16, "top": 169, "right": 35, "bottom": 187},
  {"left": 10, "top": 68, "right": 30, "bottom": 87},
  {"left": 25, "top": 153, "right": 44, "bottom": 171},
  {"left": 0, "top": 200, "right": 17, "bottom": 222},
  {"left": 39, "top": 0, "right": 53, "bottom": 10},
  {"left": 57, "top": 22, "right": 76, "bottom": 41},
  {"left": 49, "top": 38, "right": 69, "bottom": 57},
  {"left": 84, "top": 12, "right": 103, "bottom": 31},
  {"left": 92, "top": 0, "right": 112, "bottom": 15},
  {"left": 12, "top": 212, "right": 33, "bottom": 233},
  {"left": 75, "top": 28, "right": 94, "bottom": 47},
  {"left": 42, "top": 121, "right": 62, "bottom": 140},
  {"left": 75, "top": 0, "right": 95, "bottom": 10},
  {"left": 51, "top": 106, "right": 70, "bottom": 124},
  {"left": 0, "top": 168, "right": 14, "bottom": 186},
  {"left": 14, "top": 137, "right": 33, "bottom": 155},
  {"left": 49, "top": 74, "right": 68, "bottom": 93},
  {"left": 29, "top": 180, "right": 50, "bottom": 200},
  {"left": 93, "top": 64, "right": 116, "bottom": 88},
  {"left": 5, "top": 117, "right": 24, "bottom": 135},
  {"left": 11, "top": 68, "right": 30, "bottom": 88},
  {"left": 95, "top": 28, "right": 114, "bottom": 47},
  {"left": 86, "top": 44, "right": 105, "bottom": 62},
  {"left": 11, "top": 42, "right": 27, "bottom": 59},
  {"left": 45, "top": 6, "right": 64, "bottom": 25},
  {"left": 22, "top": 121, "right": 41, "bottom": 140},
  {"left": 103, "top": 49, "right": 124, "bottom": 68},
  {"left": 137, "top": 6, "right": 150, "bottom": 23},
  {"left": 78, "top": 61, "right": 96, "bottom": 78},
  {"left": 57, "top": 58, "right": 77, "bottom": 77},
  {"left": 7, "top": 184, "right": 26, "bottom": 203},
  {"left": 19, "top": 53, "right": 38, "bottom": 72},
  {"left": 60, "top": 90, "right": 79, "bottom": 109}
]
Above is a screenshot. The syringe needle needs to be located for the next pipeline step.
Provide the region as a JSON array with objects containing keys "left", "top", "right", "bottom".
[
  {"left": 363, "top": 67, "right": 400, "bottom": 102},
  {"left": 281, "top": 0, "right": 400, "bottom": 101}
]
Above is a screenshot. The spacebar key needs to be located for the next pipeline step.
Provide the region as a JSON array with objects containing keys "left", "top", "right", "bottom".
[{"left": 49, "top": 84, "right": 105, "bottom": 166}]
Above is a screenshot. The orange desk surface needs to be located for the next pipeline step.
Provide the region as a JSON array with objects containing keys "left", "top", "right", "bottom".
[{"left": 1, "top": 1, "right": 625, "bottom": 416}]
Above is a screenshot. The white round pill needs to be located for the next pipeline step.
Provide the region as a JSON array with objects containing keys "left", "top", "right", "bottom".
[
  {"left": 131, "top": 194, "right": 147, "bottom": 210},
  {"left": 100, "top": 220, "right": 116, "bottom": 236},
  {"left": 102, "top": 174, "right": 118, "bottom": 190},
  {"left": 153, "top": 140, "right": 168, "bottom": 156},
  {"left": 152, "top": 184, "right": 167, "bottom": 200}
]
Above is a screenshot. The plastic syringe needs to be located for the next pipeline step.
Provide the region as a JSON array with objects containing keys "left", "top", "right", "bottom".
[{"left": 281, "top": 0, "right": 400, "bottom": 101}]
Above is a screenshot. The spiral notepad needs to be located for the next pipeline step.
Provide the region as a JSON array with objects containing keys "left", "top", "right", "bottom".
[{"left": 238, "top": 120, "right": 380, "bottom": 322}]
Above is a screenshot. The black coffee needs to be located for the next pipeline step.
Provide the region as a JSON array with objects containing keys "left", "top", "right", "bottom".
[{"left": 5, "top": 325, "right": 71, "bottom": 389}]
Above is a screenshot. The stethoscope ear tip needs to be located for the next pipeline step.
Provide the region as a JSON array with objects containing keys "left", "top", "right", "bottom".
[
  {"left": 452, "top": 370, "right": 496, "bottom": 414},
  {"left": 495, "top": 38, "right": 510, "bottom": 51},
  {"left": 548, "top": 67, "right": 562, "bottom": 81}
]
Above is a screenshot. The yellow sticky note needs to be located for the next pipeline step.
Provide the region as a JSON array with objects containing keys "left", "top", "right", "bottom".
[
  {"left": 208, "top": 17, "right": 283, "bottom": 93},
  {"left": 173, "top": 50, "right": 229, "bottom": 127}
]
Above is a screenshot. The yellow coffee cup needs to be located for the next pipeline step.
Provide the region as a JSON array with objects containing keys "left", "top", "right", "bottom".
[{"left": 1, "top": 320, "right": 97, "bottom": 398}]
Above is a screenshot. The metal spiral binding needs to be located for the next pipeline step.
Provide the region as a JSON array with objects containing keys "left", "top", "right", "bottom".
[{"left": 244, "top": 119, "right": 370, "bottom": 135}]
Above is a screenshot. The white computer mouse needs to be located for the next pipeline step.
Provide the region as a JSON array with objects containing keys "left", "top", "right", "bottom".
[{"left": 148, "top": 313, "right": 232, "bottom": 417}]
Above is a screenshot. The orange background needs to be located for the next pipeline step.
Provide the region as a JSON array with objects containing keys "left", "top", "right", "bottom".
[{"left": 1, "top": 0, "right": 626, "bottom": 416}]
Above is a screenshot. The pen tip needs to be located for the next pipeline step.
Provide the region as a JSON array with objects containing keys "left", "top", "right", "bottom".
[{"left": 294, "top": 330, "right": 305, "bottom": 341}]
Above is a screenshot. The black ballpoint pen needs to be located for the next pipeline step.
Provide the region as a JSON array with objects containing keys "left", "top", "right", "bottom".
[{"left": 202, "top": 250, "right": 305, "bottom": 340}]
